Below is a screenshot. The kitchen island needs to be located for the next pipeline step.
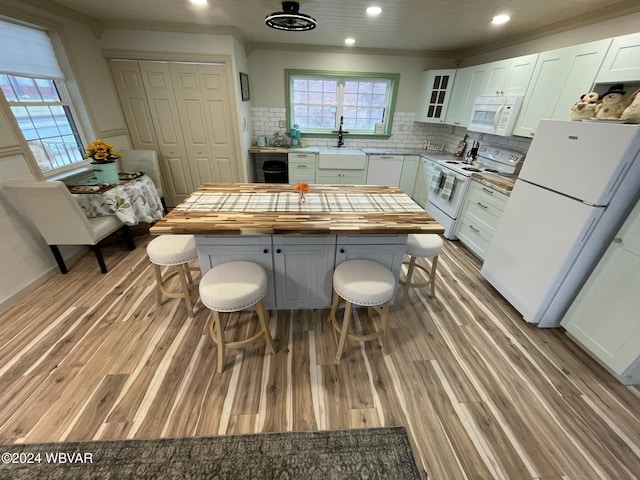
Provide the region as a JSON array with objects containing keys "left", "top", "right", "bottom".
[{"left": 150, "top": 183, "right": 443, "bottom": 309}]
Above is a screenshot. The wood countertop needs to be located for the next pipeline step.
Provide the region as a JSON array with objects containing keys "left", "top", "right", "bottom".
[
  {"left": 150, "top": 183, "right": 444, "bottom": 236},
  {"left": 470, "top": 172, "right": 516, "bottom": 192}
]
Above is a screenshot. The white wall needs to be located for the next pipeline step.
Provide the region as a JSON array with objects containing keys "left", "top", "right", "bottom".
[{"left": 248, "top": 49, "right": 455, "bottom": 111}]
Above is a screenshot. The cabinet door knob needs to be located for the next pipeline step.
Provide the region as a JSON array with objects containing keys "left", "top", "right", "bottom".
[
  {"left": 613, "top": 237, "right": 623, "bottom": 244},
  {"left": 198, "top": 150, "right": 202, "bottom": 154},
  {"left": 263, "top": 249, "right": 269, "bottom": 254},
  {"left": 340, "top": 248, "right": 345, "bottom": 253},
  {"left": 276, "top": 248, "right": 282, "bottom": 253}
]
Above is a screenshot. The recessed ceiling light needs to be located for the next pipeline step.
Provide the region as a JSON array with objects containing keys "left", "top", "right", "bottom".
[
  {"left": 366, "top": 6, "right": 382, "bottom": 16},
  {"left": 190, "top": 0, "right": 208, "bottom": 5},
  {"left": 491, "top": 14, "right": 511, "bottom": 25},
  {"left": 345, "top": 38, "right": 356, "bottom": 46}
]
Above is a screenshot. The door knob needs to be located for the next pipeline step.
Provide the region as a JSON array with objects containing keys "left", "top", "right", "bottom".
[{"left": 613, "top": 237, "right": 623, "bottom": 244}]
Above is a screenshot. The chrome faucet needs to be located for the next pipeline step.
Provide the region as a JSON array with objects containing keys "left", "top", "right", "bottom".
[{"left": 332, "top": 116, "right": 349, "bottom": 147}]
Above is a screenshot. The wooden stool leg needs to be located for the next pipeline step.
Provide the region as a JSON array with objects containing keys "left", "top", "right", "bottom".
[
  {"left": 335, "top": 300, "right": 353, "bottom": 363},
  {"left": 177, "top": 265, "right": 194, "bottom": 318},
  {"left": 256, "top": 299, "right": 277, "bottom": 353},
  {"left": 212, "top": 311, "right": 226, "bottom": 373},
  {"left": 429, "top": 255, "right": 439, "bottom": 298},
  {"left": 379, "top": 301, "right": 391, "bottom": 354},
  {"left": 153, "top": 264, "right": 164, "bottom": 305},
  {"left": 328, "top": 290, "right": 340, "bottom": 324},
  {"left": 404, "top": 256, "right": 417, "bottom": 294}
]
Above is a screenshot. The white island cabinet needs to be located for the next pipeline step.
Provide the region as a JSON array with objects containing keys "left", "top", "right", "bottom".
[{"left": 561, "top": 199, "right": 640, "bottom": 385}]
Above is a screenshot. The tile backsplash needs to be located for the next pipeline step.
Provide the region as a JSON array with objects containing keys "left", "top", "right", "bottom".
[{"left": 251, "top": 107, "right": 532, "bottom": 155}]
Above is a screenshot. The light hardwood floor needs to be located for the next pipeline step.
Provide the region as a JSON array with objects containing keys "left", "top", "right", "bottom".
[{"left": 1, "top": 232, "right": 639, "bottom": 479}]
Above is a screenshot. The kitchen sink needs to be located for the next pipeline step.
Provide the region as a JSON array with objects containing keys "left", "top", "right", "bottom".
[{"left": 317, "top": 148, "right": 366, "bottom": 169}]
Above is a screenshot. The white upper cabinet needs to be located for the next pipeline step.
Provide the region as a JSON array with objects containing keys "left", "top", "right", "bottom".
[
  {"left": 513, "top": 39, "right": 612, "bottom": 138},
  {"left": 596, "top": 32, "right": 640, "bottom": 83},
  {"left": 479, "top": 54, "right": 538, "bottom": 96},
  {"left": 415, "top": 69, "right": 456, "bottom": 123},
  {"left": 445, "top": 65, "right": 490, "bottom": 128}
]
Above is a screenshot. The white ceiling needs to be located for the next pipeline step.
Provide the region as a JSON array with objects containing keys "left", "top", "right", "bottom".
[{"left": 41, "top": 0, "right": 640, "bottom": 56}]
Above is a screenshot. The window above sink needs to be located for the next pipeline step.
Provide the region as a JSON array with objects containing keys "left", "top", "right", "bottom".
[{"left": 285, "top": 69, "right": 399, "bottom": 139}]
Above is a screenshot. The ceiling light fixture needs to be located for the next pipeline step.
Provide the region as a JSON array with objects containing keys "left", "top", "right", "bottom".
[
  {"left": 265, "top": 2, "right": 317, "bottom": 31},
  {"left": 366, "top": 6, "right": 382, "bottom": 16},
  {"left": 491, "top": 14, "right": 511, "bottom": 25},
  {"left": 345, "top": 38, "right": 355, "bottom": 46},
  {"left": 190, "top": 0, "right": 208, "bottom": 5}
]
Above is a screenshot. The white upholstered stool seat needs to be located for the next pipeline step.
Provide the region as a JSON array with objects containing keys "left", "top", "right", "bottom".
[
  {"left": 147, "top": 235, "right": 199, "bottom": 318},
  {"left": 328, "top": 259, "right": 395, "bottom": 362},
  {"left": 399, "top": 234, "right": 443, "bottom": 298},
  {"left": 199, "top": 261, "right": 277, "bottom": 373}
]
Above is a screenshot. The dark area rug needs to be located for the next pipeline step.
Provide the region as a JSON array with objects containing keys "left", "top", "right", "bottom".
[{"left": 0, "top": 426, "right": 422, "bottom": 479}]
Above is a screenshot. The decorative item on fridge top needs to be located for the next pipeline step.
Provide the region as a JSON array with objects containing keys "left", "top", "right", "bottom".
[
  {"left": 594, "top": 84, "right": 626, "bottom": 119},
  {"left": 621, "top": 88, "right": 640, "bottom": 124},
  {"left": 570, "top": 92, "right": 599, "bottom": 121},
  {"left": 453, "top": 134, "right": 468, "bottom": 157}
]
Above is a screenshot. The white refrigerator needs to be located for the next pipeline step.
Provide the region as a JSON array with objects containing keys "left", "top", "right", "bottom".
[{"left": 481, "top": 119, "right": 640, "bottom": 328}]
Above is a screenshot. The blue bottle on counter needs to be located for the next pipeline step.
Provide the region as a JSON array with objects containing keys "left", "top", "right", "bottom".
[{"left": 290, "top": 124, "right": 300, "bottom": 147}]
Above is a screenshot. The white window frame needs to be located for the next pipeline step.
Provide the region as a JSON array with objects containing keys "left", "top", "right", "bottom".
[
  {"left": 1, "top": 73, "right": 87, "bottom": 176},
  {"left": 285, "top": 70, "right": 399, "bottom": 137}
]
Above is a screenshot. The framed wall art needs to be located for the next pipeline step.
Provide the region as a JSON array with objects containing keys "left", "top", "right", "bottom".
[{"left": 239, "top": 72, "right": 250, "bottom": 101}]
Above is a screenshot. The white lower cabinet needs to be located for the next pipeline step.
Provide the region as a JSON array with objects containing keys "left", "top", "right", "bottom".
[
  {"left": 288, "top": 152, "right": 316, "bottom": 184},
  {"left": 399, "top": 156, "right": 420, "bottom": 198},
  {"left": 272, "top": 236, "right": 336, "bottom": 309},
  {"left": 316, "top": 169, "right": 367, "bottom": 184},
  {"left": 412, "top": 158, "right": 428, "bottom": 208},
  {"left": 561, "top": 199, "right": 640, "bottom": 385},
  {"left": 455, "top": 180, "right": 509, "bottom": 260}
]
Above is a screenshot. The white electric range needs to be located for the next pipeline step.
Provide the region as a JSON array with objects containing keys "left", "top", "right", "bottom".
[{"left": 424, "top": 146, "right": 525, "bottom": 239}]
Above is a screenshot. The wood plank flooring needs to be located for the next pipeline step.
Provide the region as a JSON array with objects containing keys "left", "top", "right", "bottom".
[{"left": 1, "top": 232, "right": 639, "bottom": 480}]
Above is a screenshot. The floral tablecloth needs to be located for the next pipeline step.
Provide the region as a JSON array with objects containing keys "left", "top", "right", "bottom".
[{"left": 72, "top": 175, "right": 164, "bottom": 225}]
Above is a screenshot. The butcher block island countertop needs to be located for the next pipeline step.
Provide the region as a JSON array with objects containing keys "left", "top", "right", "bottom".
[{"left": 150, "top": 183, "right": 443, "bottom": 236}]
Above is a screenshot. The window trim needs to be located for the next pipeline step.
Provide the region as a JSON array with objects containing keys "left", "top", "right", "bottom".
[
  {"left": 285, "top": 69, "right": 399, "bottom": 138},
  {"left": 1, "top": 73, "right": 89, "bottom": 177}
]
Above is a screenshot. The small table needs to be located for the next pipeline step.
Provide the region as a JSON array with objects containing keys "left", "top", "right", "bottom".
[{"left": 71, "top": 175, "right": 164, "bottom": 226}]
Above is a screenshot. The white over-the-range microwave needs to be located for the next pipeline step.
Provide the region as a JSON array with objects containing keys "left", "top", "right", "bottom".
[{"left": 467, "top": 95, "right": 524, "bottom": 137}]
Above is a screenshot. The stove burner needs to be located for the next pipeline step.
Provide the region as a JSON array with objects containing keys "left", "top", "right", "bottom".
[
  {"left": 446, "top": 161, "right": 462, "bottom": 164},
  {"left": 462, "top": 167, "right": 481, "bottom": 172},
  {"left": 482, "top": 168, "right": 499, "bottom": 173}
]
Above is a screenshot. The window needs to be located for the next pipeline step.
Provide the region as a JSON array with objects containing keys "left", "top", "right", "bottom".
[
  {"left": 0, "top": 19, "right": 87, "bottom": 176},
  {"left": 1, "top": 74, "right": 84, "bottom": 173},
  {"left": 286, "top": 70, "right": 399, "bottom": 136}
]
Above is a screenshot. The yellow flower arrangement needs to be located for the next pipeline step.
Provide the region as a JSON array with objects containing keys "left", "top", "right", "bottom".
[{"left": 84, "top": 139, "right": 121, "bottom": 163}]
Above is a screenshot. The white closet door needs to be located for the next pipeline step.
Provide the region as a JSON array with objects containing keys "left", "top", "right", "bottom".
[
  {"left": 170, "top": 63, "right": 240, "bottom": 185},
  {"left": 139, "top": 61, "right": 194, "bottom": 204}
]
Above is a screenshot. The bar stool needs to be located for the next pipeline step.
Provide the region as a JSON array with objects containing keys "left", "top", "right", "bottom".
[
  {"left": 199, "top": 261, "right": 277, "bottom": 373},
  {"left": 147, "top": 235, "right": 199, "bottom": 317},
  {"left": 399, "top": 234, "right": 443, "bottom": 298},
  {"left": 328, "top": 259, "right": 396, "bottom": 362}
]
